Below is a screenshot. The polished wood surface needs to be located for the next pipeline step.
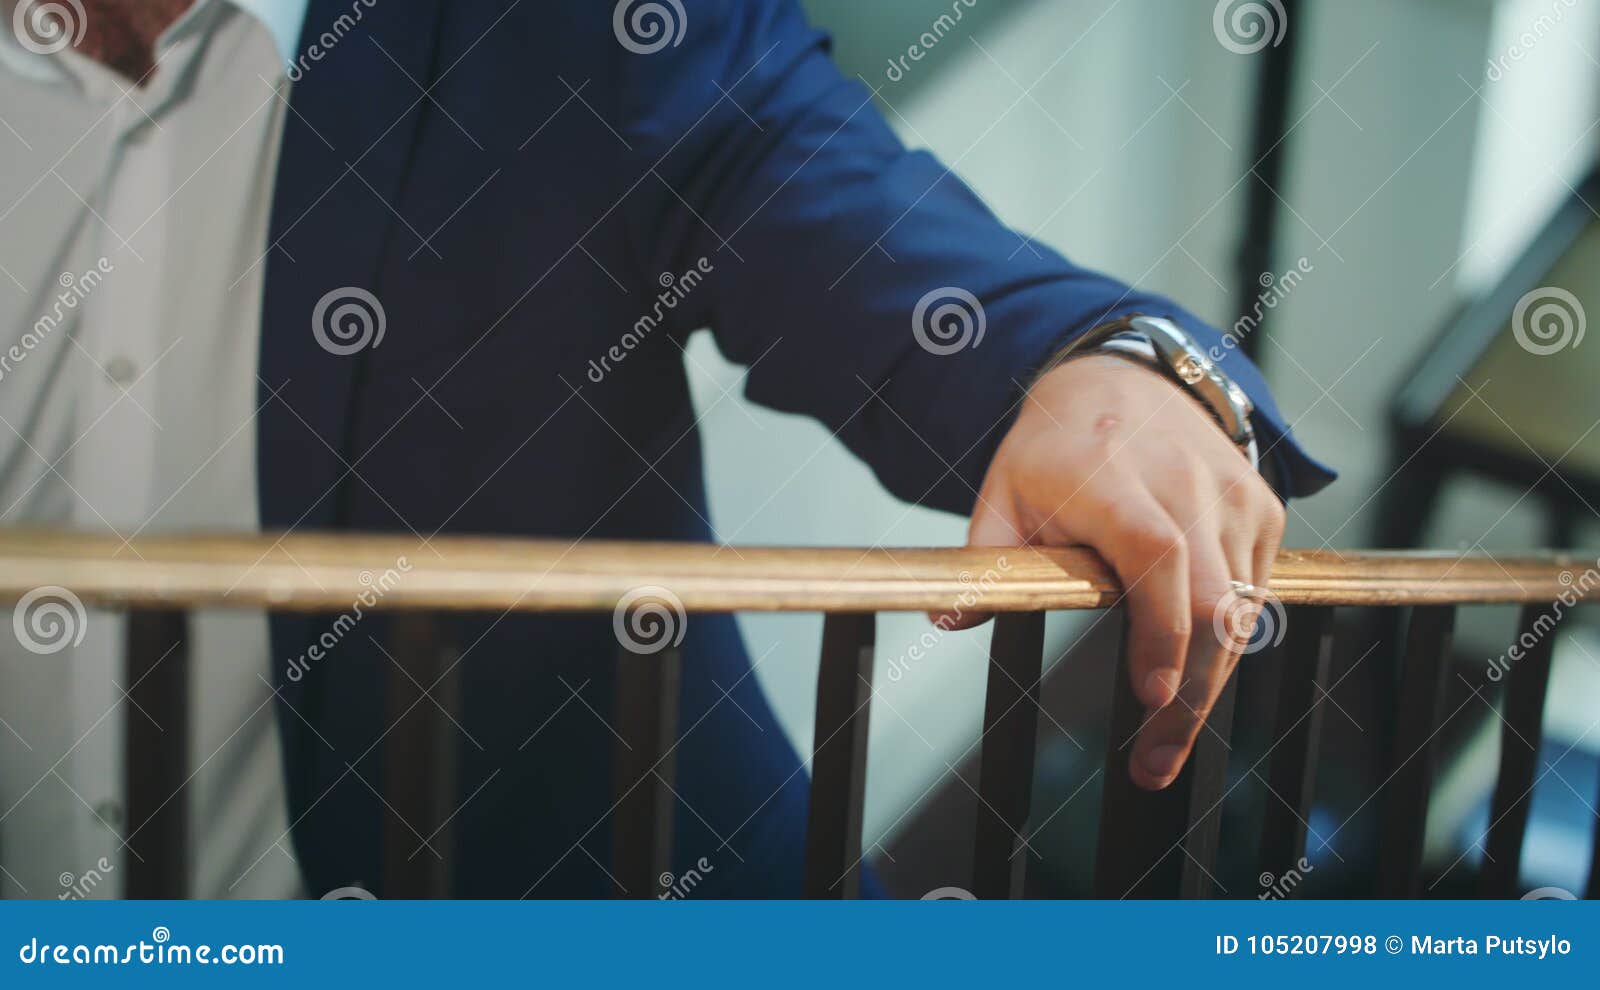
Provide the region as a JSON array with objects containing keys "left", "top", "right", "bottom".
[{"left": 0, "top": 530, "right": 1592, "bottom": 612}]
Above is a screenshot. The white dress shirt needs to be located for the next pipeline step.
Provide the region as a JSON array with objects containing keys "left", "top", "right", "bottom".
[{"left": 0, "top": 0, "right": 309, "bottom": 898}]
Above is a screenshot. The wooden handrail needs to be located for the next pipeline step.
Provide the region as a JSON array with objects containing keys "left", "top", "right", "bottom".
[
  {"left": 13, "top": 526, "right": 1591, "bottom": 901},
  {"left": 0, "top": 529, "right": 1591, "bottom": 612}
]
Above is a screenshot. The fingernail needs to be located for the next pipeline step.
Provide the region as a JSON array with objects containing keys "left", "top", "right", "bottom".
[
  {"left": 1141, "top": 744, "right": 1185, "bottom": 781},
  {"left": 1142, "top": 669, "right": 1180, "bottom": 707}
]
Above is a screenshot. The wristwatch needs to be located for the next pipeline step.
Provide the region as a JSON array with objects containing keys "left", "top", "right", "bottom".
[{"left": 1040, "top": 314, "right": 1260, "bottom": 470}]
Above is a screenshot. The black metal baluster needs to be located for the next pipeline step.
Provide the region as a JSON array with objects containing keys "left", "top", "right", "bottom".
[
  {"left": 1256, "top": 605, "right": 1336, "bottom": 897},
  {"left": 1588, "top": 776, "right": 1600, "bottom": 900},
  {"left": 1094, "top": 614, "right": 1243, "bottom": 899},
  {"left": 1481, "top": 604, "right": 1558, "bottom": 898},
  {"left": 1180, "top": 674, "right": 1239, "bottom": 899},
  {"left": 1095, "top": 616, "right": 1183, "bottom": 898},
  {"left": 1377, "top": 605, "right": 1454, "bottom": 898},
  {"left": 611, "top": 645, "right": 682, "bottom": 899},
  {"left": 972, "top": 611, "right": 1045, "bottom": 899},
  {"left": 384, "top": 612, "right": 456, "bottom": 898},
  {"left": 803, "top": 612, "right": 875, "bottom": 898},
  {"left": 124, "top": 609, "right": 190, "bottom": 899}
]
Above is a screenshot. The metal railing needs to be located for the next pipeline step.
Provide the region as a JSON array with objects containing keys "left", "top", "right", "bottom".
[{"left": 0, "top": 530, "right": 1594, "bottom": 899}]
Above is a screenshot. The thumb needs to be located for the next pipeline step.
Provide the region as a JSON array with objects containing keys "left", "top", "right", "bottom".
[{"left": 931, "top": 493, "right": 1026, "bottom": 630}]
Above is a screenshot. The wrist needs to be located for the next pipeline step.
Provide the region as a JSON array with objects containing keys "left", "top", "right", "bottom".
[{"left": 1038, "top": 315, "right": 1260, "bottom": 471}]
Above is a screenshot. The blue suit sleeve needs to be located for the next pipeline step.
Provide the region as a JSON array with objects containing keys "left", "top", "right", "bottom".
[{"left": 619, "top": 0, "right": 1334, "bottom": 512}]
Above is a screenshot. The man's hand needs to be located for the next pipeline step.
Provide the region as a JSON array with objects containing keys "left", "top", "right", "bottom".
[{"left": 959, "top": 354, "right": 1285, "bottom": 790}]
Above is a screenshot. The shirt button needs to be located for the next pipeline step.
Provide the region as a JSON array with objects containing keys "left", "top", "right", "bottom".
[
  {"left": 93, "top": 799, "right": 124, "bottom": 831},
  {"left": 103, "top": 356, "right": 138, "bottom": 386}
]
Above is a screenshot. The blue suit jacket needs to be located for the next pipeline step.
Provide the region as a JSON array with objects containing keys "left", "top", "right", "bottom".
[{"left": 261, "top": 0, "right": 1332, "bottom": 897}]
